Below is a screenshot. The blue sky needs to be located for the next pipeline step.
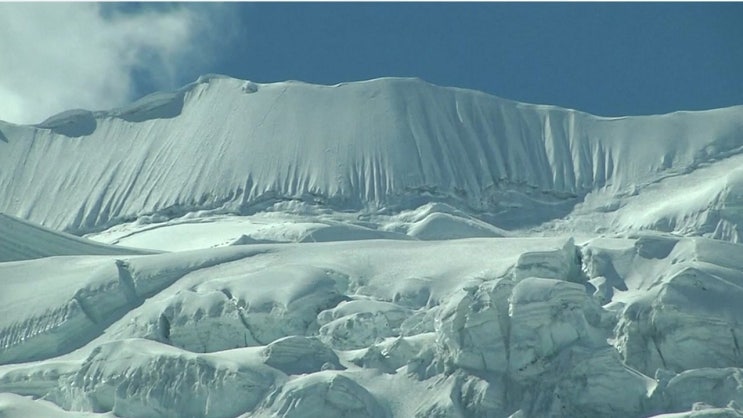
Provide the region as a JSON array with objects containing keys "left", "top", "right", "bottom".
[
  {"left": 208, "top": 2, "right": 743, "bottom": 117},
  {"left": 2, "top": 2, "right": 742, "bottom": 123}
]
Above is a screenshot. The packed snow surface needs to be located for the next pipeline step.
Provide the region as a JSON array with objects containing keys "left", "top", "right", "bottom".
[{"left": 2, "top": 75, "right": 743, "bottom": 417}]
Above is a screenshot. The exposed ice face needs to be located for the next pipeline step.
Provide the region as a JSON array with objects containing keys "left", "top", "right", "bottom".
[
  {"left": 614, "top": 247, "right": 743, "bottom": 375},
  {"left": 508, "top": 278, "right": 606, "bottom": 380},
  {"left": 435, "top": 279, "right": 512, "bottom": 374},
  {"left": 261, "top": 336, "right": 342, "bottom": 375}
]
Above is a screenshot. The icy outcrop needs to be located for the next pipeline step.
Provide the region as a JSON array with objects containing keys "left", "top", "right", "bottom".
[
  {"left": 53, "top": 339, "right": 277, "bottom": 418},
  {"left": 261, "top": 336, "right": 342, "bottom": 374},
  {"left": 428, "top": 246, "right": 649, "bottom": 417},
  {"left": 349, "top": 334, "right": 435, "bottom": 374},
  {"left": 653, "top": 368, "right": 743, "bottom": 414},
  {"left": 517, "top": 347, "right": 654, "bottom": 418},
  {"left": 127, "top": 288, "right": 257, "bottom": 352},
  {"left": 106, "top": 264, "right": 350, "bottom": 352},
  {"left": 509, "top": 238, "right": 584, "bottom": 282},
  {"left": 507, "top": 278, "right": 607, "bottom": 380},
  {"left": 318, "top": 299, "right": 413, "bottom": 349},
  {"left": 412, "top": 371, "right": 509, "bottom": 418},
  {"left": 195, "top": 265, "right": 350, "bottom": 345},
  {"left": 0, "top": 247, "right": 261, "bottom": 364},
  {"left": 256, "top": 372, "right": 388, "bottom": 418},
  {"left": 614, "top": 240, "right": 743, "bottom": 375},
  {"left": 435, "top": 279, "right": 513, "bottom": 374}
]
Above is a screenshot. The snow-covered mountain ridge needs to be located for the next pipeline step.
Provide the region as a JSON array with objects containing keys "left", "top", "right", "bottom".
[
  {"left": 3, "top": 75, "right": 743, "bottom": 418},
  {"left": 2, "top": 75, "right": 742, "bottom": 237}
]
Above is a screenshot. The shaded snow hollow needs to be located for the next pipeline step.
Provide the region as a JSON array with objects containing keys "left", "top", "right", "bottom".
[{"left": 2, "top": 76, "right": 743, "bottom": 418}]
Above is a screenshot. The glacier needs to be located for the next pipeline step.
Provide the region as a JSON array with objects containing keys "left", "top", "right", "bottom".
[{"left": 1, "top": 75, "right": 743, "bottom": 417}]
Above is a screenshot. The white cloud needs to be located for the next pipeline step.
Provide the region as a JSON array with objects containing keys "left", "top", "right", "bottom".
[{"left": 0, "top": 3, "right": 222, "bottom": 124}]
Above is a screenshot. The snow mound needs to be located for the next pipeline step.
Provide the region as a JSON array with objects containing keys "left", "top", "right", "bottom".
[
  {"left": 407, "top": 212, "right": 505, "bottom": 240},
  {"left": 35, "top": 109, "right": 97, "bottom": 137},
  {"left": 230, "top": 234, "right": 277, "bottom": 245},
  {"left": 105, "top": 90, "right": 185, "bottom": 123},
  {"left": 299, "top": 223, "right": 409, "bottom": 243}
]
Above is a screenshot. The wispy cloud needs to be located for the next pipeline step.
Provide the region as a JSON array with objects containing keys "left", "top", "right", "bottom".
[{"left": 0, "top": 3, "right": 229, "bottom": 124}]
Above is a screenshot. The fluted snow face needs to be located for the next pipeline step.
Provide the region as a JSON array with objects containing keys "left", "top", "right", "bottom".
[{"left": 2, "top": 76, "right": 742, "bottom": 236}]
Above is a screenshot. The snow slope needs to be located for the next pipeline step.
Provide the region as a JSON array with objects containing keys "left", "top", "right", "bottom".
[
  {"left": 0, "top": 213, "right": 153, "bottom": 262},
  {"left": 1, "top": 75, "right": 742, "bottom": 237}
]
